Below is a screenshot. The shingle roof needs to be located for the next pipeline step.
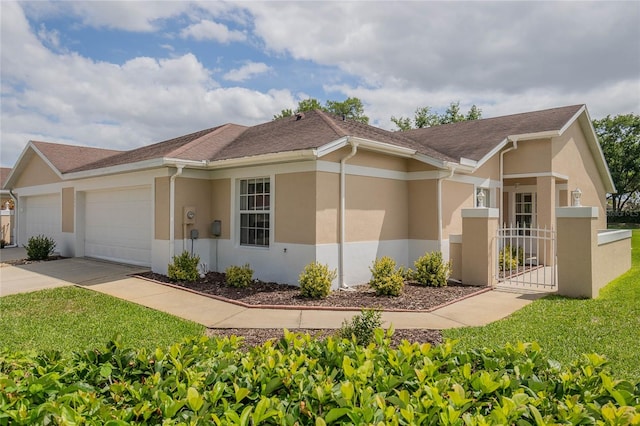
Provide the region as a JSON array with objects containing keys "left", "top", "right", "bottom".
[
  {"left": 403, "top": 105, "right": 584, "bottom": 162},
  {"left": 31, "top": 141, "right": 123, "bottom": 174},
  {"left": 68, "top": 124, "right": 248, "bottom": 172},
  {"left": 1, "top": 167, "right": 11, "bottom": 190},
  {"left": 214, "top": 110, "right": 453, "bottom": 162}
]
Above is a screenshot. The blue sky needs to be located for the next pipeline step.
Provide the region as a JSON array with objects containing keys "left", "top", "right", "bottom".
[{"left": 1, "top": 1, "right": 639, "bottom": 168}]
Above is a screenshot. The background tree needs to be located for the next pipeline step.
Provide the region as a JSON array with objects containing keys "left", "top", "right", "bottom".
[
  {"left": 593, "top": 113, "right": 640, "bottom": 212},
  {"left": 273, "top": 97, "right": 369, "bottom": 124},
  {"left": 391, "top": 101, "right": 482, "bottom": 130}
]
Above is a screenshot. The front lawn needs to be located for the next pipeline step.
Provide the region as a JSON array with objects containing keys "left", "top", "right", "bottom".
[
  {"left": 0, "top": 286, "right": 205, "bottom": 354},
  {"left": 444, "top": 229, "right": 640, "bottom": 381}
]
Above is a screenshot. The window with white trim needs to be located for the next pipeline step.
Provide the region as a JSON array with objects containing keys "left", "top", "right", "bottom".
[
  {"left": 239, "top": 178, "right": 270, "bottom": 247},
  {"left": 515, "top": 192, "right": 535, "bottom": 228}
]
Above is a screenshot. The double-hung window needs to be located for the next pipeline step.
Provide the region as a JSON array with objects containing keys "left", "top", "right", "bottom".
[
  {"left": 515, "top": 192, "right": 535, "bottom": 228},
  {"left": 239, "top": 178, "right": 270, "bottom": 247}
]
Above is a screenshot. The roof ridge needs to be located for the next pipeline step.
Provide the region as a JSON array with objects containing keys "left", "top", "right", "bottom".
[
  {"left": 168, "top": 123, "right": 244, "bottom": 158},
  {"left": 315, "top": 110, "right": 348, "bottom": 138}
]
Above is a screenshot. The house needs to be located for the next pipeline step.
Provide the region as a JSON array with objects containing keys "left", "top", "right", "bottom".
[
  {"left": 1, "top": 167, "right": 15, "bottom": 245},
  {"left": 3, "top": 105, "right": 616, "bottom": 288}
]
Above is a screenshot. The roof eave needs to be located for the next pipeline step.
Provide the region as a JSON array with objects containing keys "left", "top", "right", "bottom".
[
  {"left": 64, "top": 158, "right": 167, "bottom": 180},
  {"left": 207, "top": 149, "right": 318, "bottom": 170}
]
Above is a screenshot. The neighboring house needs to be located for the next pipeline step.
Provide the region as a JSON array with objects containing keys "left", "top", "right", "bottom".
[
  {"left": 4, "top": 105, "right": 614, "bottom": 287},
  {"left": 1, "top": 167, "right": 15, "bottom": 245}
]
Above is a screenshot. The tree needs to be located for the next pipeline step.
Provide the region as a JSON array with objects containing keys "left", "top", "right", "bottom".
[
  {"left": 391, "top": 101, "right": 482, "bottom": 130},
  {"left": 273, "top": 97, "right": 369, "bottom": 124},
  {"left": 593, "top": 113, "right": 640, "bottom": 212}
]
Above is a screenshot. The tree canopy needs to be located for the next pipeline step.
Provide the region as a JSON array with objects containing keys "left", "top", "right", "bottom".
[
  {"left": 391, "top": 102, "right": 482, "bottom": 131},
  {"left": 273, "top": 97, "right": 369, "bottom": 124},
  {"left": 593, "top": 113, "right": 640, "bottom": 212}
]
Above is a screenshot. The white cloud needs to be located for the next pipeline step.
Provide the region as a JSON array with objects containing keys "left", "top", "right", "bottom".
[
  {"left": 180, "top": 19, "right": 246, "bottom": 43},
  {"left": 223, "top": 61, "right": 271, "bottom": 82}
]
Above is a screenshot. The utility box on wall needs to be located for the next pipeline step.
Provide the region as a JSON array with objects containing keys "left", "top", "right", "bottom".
[{"left": 183, "top": 206, "right": 196, "bottom": 224}]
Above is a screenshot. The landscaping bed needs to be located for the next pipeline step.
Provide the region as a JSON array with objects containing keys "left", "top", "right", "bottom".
[{"left": 138, "top": 271, "right": 485, "bottom": 311}]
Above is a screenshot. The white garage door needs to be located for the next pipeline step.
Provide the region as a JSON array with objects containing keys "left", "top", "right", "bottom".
[
  {"left": 85, "top": 186, "right": 152, "bottom": 266},
  {"left": 24, "top": 194, "right": 61, "bottom": 245}
]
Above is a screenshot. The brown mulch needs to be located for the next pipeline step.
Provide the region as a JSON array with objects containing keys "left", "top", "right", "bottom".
[
  {"left": 139, "top": 271, "right": 488, "bottom": 347},
  {"left": 138, "top": 271, "right": 485, "bottom": 312}
]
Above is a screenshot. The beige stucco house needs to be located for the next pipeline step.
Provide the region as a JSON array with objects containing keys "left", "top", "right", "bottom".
[{"left": 3, "top": 105, "right": 616, "bottom": 287}]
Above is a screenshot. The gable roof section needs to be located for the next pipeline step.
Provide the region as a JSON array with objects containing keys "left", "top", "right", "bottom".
[
  {"left": 32, "top": 141, "right": 123, "bottom": 173},
  {"left": 403, "top": 105, "right": 584, "bottom": 162},
  {"left": 0, "top": 168, "right": 11, "bottom": 191}
]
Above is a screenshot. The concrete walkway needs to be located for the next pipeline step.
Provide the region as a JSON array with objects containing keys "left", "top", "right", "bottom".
[{"left": 0, "top": 250, "right": 551, "bottom": 330}]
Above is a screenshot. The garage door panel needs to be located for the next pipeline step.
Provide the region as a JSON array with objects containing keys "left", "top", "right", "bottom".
[
  {"left": 25, "top": 194, "right": 61, "bottom": 243},
  {"left": 85, "top": 187, "right": 151, "bottom": 266}
]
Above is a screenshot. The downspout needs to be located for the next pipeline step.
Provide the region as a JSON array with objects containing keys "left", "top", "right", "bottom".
[
  {"left": 8, "top": 189, "right": 18, "bottom": 247},
  {"left": 499, "top": 139, "right": 518, "bottom": 227},
  {"left": 339, "top": 139, "right": 358, "bottom": 289},
  {"left": 437, "top": 165, "right": 456, "bottom": 251},
  {"left": 169, "top": 165, "right": 184, "bottom": 261}
]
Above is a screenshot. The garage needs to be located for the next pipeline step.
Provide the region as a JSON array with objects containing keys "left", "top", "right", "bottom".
[
  {"left": 24, "top": 194, "right": 61, "bottom": 244},
  {"left": 84, "top": 186, "right": 152, "bottom": 266}
]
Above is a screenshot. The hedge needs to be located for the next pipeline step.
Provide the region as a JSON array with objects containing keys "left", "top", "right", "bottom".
[{"left": 1, "top": 333, "right": 639, "bottom": 424}]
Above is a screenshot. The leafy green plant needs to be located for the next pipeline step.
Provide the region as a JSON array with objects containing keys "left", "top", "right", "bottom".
[
  {"left": 225, "top": 264, "right": 253, "bottom": 288},
  {"left": 0, "top": 239, "right": 6, "bottom": 249},
  {"left": 299, "top": 261, "right": 337, "bottom": 299},
  {"left": 167, "top": 251, "right": 200, "bottom": 282},
  {"left": 499, "top": 244, "right": 524, "bottom": 272},
  {"left": 369, "top": 256, "right": 405, "bottom": 296},
  {"left": 338, "top": 308, "right": 382, "bottom": 345},
  {"left": 24, "top": 234, "right": 56, "bottom": 260},
  {"left": 412, "top": 251, "right": 451, "bottom": 287}
]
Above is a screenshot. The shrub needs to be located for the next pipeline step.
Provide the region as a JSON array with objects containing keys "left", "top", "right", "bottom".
[
  {"left": 0, "top": 239, "right": 6, "bottom": 249},
  {"left": 167, "top": 251, "right": 200, "bottom": 282},
  {"left": 412, "top": 251, "right": 451, "bottom": 287},
  {"left": 299, "top": 261, "right": 337, "bottom": 299},
  {"left": 225, "top": 264, "right": 253, "bottom": 288},
  {"left": 24, "top": 234, "right": 56, "bottom": 260},
  {"left": 369, "top": 256, "right": 405, "bottom": 296},
  {"left": 499, "top": 244, "right": 524, "bottom": 272},
  {"left": 338, "top": 308, "right": 383, "bottom": 345}
]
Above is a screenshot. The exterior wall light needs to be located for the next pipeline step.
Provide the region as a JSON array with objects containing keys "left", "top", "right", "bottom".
[
  {"left": 477, "top": 189, "right": 486, "bottom": 208},
  {"left": 571, "top": 188, "right": 582, "bottom": 207}
]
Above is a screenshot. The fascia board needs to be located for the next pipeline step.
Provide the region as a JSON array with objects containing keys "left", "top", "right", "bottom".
[
  {"left": 207, "top": 149, "right": 317, "bottom": 169},
  {"left": 459, "top": 157, "right": 478, "bottom": 167},
  {"left": 316, "top": 137, "right": 349, "bottom": 158},
  {"left": 349, "top": 137, "right": 417, "bottom": 157},
  {"left": 63, "top": 158, "right": 166, "bottom": 180},
  {"left": 472, "top": 138, "right": 510, "bottom": 171},
  {"left": 508, "top": 130, "right": 561, "bottom": 142},
  {"left": 576, "top": 109, "right": 616, "bottom": 193},
  {"left": 559, "top": 105, "right": 586, "bottom": 135},
  {"left": 411, "top": 153, "right": 447, "bottom": 169}
]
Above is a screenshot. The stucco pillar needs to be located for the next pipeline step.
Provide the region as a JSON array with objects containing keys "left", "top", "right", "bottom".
[
  {"left": 536, "top": 176, "right": 555, "bottom": 265},
  {"left": 556, "top": 207, "right": 598, "bottom": 298},
  {"left": 461, "top": 208, "right": 499, "bottom": 286}
]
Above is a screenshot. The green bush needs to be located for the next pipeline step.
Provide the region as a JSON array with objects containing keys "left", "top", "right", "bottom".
[
  {"left": 225, "top": 264, "right": 253, "bottom": 288},
  {"left": 0, "top": 239, "right": 6, "bottom": 249},
  {"left": 499, "top": 244, "right": 524, "bottom": 272},
  {"left": 412, "top": 251, "right": 451, "bottom": 287},
  {"left": 24, "top": 234, "right": 56, "bottom": 260},
  {"left": 369, "top": 256, "right": 405, "bottom": 296},
  {"left": 338, "top": 308, "right": 382, "bottom": 345},
  {"left": 299, "top": 261, "right": 336, "bottom": 299},
  {"left": 167, "top": 251, "right": 200, "bottom": 282},
  {"left": 2, "top": 337, "right": 637, "bottom": 425}
]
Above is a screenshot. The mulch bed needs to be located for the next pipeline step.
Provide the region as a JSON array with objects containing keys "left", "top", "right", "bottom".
[
  {"left": 0, "top": 255, "right": 67, "bottom": 267},
  {"left": 138, "top": 271, "right": 485, "bottom": 312}
]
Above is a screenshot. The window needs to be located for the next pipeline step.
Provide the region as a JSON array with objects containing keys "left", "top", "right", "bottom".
[
  {"left": 515, "top": 192, "right": 535, "bottom": 228},
  {"left": 239, "top": 178, "right": 270, "bottom": 247}
]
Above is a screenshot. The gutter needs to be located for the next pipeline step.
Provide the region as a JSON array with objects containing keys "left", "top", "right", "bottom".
[
  {"left": 339, "top": 139, "right": 358, "bottom": 289},
  {"left": 169, "top": 165, "right": 184, "bottom": 260},
  {"left": 437, "top": 165, "right": 456, "bottom": 251},
  {"left": 500, "top": 139, "right": 519, "bottom": 226}
]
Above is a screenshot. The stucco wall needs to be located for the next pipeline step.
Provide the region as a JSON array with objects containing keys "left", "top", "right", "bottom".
[
  {"left": 154, "top": 177, "right": 170, "bottom": 240},
  {"left": 210, "top": 178, "right": 231, "bottom": 240},
  {"left": 61, "top": 187, "right": 74, "bottom": 233},
  {"left": 14, "top": 154, "right": 62, "bottom": 187},
  {"left": 408, "top": 179, "right": 438, "bottom": 240},
  {"left": 442, "top": 180, "right": 474, "bottom": 238},
  {"left": 275, "top": 172, "right": 316, "bottom": 244},
  {"left": 503, "top": 139, "right": 552, "bottom": 175},
  {"left": 552, "top": 121, "right": 608, "bottom": 229},
  {"left": 174, "top": 177, "right": 212, "bottom": 239}
]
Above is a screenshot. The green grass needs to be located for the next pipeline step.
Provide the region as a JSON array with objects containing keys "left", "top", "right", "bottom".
[
  {"left": 0, "top": 286, "right": 205, "bottom": 354},
  {"left": 444, "top": 229, "right": 640, "bottom": 381}
]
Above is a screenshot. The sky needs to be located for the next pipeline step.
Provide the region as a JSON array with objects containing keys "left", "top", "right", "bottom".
[{"left": 1, "top": 1, "right": 639, "bottom": 168}]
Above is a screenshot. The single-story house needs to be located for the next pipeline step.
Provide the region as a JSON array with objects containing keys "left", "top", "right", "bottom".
[{"left": 3, "top": 104, "right": 614, "bottom": 287}]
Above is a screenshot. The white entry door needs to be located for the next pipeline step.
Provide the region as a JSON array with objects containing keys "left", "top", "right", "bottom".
[{"left": 84, "top": 186, "right": 152, "bottom": 266}]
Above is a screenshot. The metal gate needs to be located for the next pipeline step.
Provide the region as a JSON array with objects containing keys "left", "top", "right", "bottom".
[{"left": 496, "top": 225, "right": 556, "bottom": 289}]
